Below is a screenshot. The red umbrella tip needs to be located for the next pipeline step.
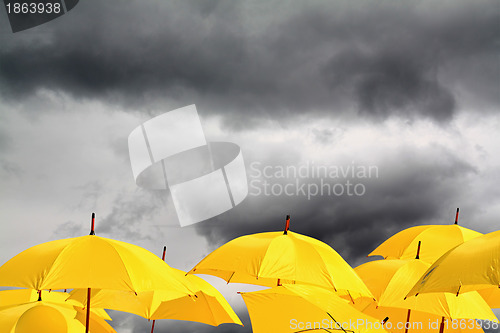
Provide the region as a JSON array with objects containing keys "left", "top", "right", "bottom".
[
  {"left": 90, "top": 212, "right": 96, "bottom": 235},
  {"left": 284, "top": 215, "right": 291, "bottom": 235}
]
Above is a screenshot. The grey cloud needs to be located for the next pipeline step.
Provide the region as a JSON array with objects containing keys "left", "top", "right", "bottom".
[
  {"left": 91, "top": 191, "right": 164, "bottom": 240},
  {"left": 53, "top": 189, "right": 164, "bottom": 240},
  {"left": 53, "top": 219, "right": 87, "bottom": 238},
  {"left": 194, "top": 145, "right": 477, "bottom": 266},
  {"left": 130, "top": 319, "right": 251, "bottom": 333},
  {"left": 0, "top": 159, "right": 23, "bottom": 178},
  {"left": 115, "top": 306, "right": 252, "bottom": 333},
  {"left": 323, "top": 49, "right": 456, "bottom": 122},
  {"left": 0, "top": 0, "right": 498, "bottom": 126}
]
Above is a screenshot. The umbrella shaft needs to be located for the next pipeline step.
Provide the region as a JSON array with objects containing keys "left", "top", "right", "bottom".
[
  {"left": 439, "top": 317, "right": 445, "bottom": 333},
  {"left": 86, "top": 288, "right": 91, "bottom": 333},
  {"left": 404, "top": 309, "right": 411, "bottom": 333}
]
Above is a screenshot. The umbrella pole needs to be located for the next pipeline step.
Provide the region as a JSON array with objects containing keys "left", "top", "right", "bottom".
[
  {"left": 86, "top": 287, "right": 91, "bottom": 333},
  {"left": 86, "top": 212, "right": 95, "bottom": 333},
  {"left": 404, "top": 309, "right": 411, "bottom": 333},
  {"left": 454, "top": 208, "right": 459, "bottom": 224},
  {"left": 150, "top": 246, "right": 167, "bottom": 333},
  {"left": 439, "top": 316, "right": 445, "bottom": 333}
]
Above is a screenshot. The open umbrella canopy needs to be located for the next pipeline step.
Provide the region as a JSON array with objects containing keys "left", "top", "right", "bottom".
[
  {"left": 0, "top": 289, "right": 79, "bottom": 307},
  {"left": 408, "top": 230, "right": 500, "bottom": 297},
  {"left": 241, "top": 284, "right": 387, "bottom": 333},
  {"left": 359, "top": 303, "right": 485, "bottom": 333},
  {"left": 0, "top": 235, "right": 197, "bottom": 295},
  {"left": 368, "top": 223, "right": 482, "bottom": 263},
  {"left": 68, "top": 272, "right": 242, "bottom": 326},
  {"left": 477, "top": 288, "right": 500, "bottom": 309},
  {"left": 188, "top": 219, "right": 373, "bottom": 298},
  {"left": 0, "top": 301, "right": 115, "bottom": 333},
  {"left": 355, "top": 259, "right": 496, "bottom": 321},
  {"left": 0, "top": 289, "right": 111, "bottom": 321}
]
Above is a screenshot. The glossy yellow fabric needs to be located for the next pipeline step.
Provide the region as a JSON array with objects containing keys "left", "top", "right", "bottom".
[
  {"left": 359, "top": 303, "right": 486, "bottom": 333},
  {"left": 14, "top": 304, "right": 67, "bottom": 333},
  {"left": 68, "top": 272, "right": 242, "bottom": 326},
  {"left": 369, "top": 225, "right": 482, "bottom": 263},
  {"left": 409, "top": 230, "right": 500, "bottom": 296},
  {"left": 0, "top": 289, "right": 76, "bottom": 307},
  {"left": 0, "top": 235, "right": 197, "bottom": 295},
  {"left": 0, "top": 301, "right": 115, "bottom": 333},
  {"left": 478, "top": 287, "right": 500, "bottom": 309},
  {"left": 0, "top": 289, "right": 111, "bottom": 321},
  {"left": 241, "top": 285, "right": 387, "bottom": 333},
  {"left": 188, "top": 231, "right": 373, "bottom": 298},
  {"left": 355, "top": 259, "right": 497, "bottom": 321}
]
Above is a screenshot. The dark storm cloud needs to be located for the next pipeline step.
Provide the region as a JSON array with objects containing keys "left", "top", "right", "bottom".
[
  {"left": 194, "top": 146, "right": 477, "bottom": 267},
  {"left": 323, "top": 49, "right": 456, "bottom": 121},
  {"left": 1, "top": 0, "right": 498, "bottom": 124}
]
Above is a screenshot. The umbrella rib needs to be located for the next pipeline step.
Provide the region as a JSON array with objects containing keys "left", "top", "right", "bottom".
[
  {"left": 326, "top": 312, "right": 348, "bottom": 333},
  {"left": 39, "top": 238, "right": 81, "bottom": 290},
  {"left": 256, "top": 239, "right": 276, "bottom": 279},
  {"left": 227, "top": 271, "right": 235, "bottom": 284},
  {"left": 203, "top": 293, "right": 219, "bottom": 326},
  {"left": 309, "top": 245, "right": 337, "bottom": 291},
  {"left": 104, "top": 240, "right": 136, "bottom": 292}
]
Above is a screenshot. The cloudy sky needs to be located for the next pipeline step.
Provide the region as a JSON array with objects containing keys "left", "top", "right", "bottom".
[{"left": 1, "top": 0, "right": 499, "bottom": 332}]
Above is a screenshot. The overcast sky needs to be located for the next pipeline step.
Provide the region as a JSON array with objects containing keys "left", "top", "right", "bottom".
[{"left": 1, "top": 0, "right": 499, "bottom": 332}]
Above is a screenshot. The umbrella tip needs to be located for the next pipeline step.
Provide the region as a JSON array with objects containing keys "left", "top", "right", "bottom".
[
  {"left": 161, "top": 246, "right": 167, "bottom": 261},
  {"left": 284, "top": 215, "right": 290, "bottom": 235},
  {"left": 456, "top": 285, "right": 461, "bottom": 296},
  {"left": 454, "top": 207, "right": 459, "bottom": 225},
  {"left": 90, "top": 212, "right": 96, "bottom": 235}
]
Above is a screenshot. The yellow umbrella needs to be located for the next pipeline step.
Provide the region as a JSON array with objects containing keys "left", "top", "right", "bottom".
[
  {"left": 68, "top": 245, "right": 241, "bottom": 333},
  {"left": 0, "top": 289, "right": 111, "bottom": 321},
  {"left": 0, "top": 301, "right": 115, "bottom": 333},
  {"left": 240, "top": 284, "right": 387, "bottom": 333},
  {"left": 369, "top": 209, "right": 482, "bottom": 263},
  {"left": 188, "top": 215, "right": 373, "bottom": 299},
  {"left": 355, "top": 259, "right": 496, "bottom": 321},
  {"left": 408, "top": 230, "right": 500, "bottom": 297},
  {"left": 0, "top": 214, "right": 197, "bottom": 333},
  {"left": 68, "top": 272, "right": 242, "bottom": 326},
  {"left": 477, "top": 288, "right": 500, "bottom": 309},
  {"left": 0, "top": 237, "right": 195, "bottom": 293},
  {"left": 359, "top": 303, "right": 485, "bottom": 333}
]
